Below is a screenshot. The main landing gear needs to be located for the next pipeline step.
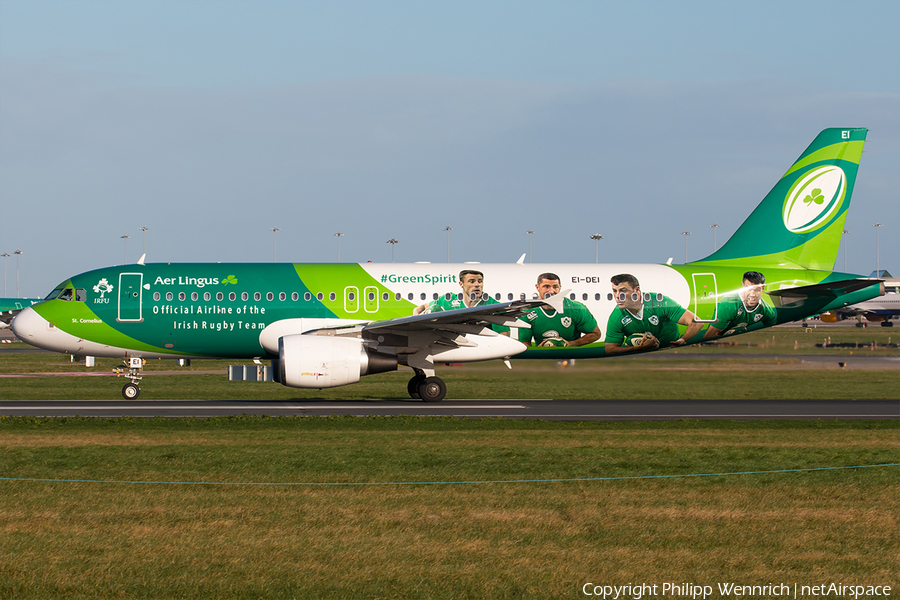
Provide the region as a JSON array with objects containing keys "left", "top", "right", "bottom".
[
  {"left": 114, "top": 357, "right": 144, "bottom": 399},
  {"left": 407, "top": 370, "right": 447, "bottom": 402}
]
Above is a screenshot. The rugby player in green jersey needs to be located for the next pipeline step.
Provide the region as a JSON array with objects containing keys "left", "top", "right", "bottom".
[
  {"left": 517, "top": 273, "right": 602, "bottom": 347},
  {"left": 604, "top": 273, "right": 703, "bottom": 355},
  {"left": 703, "top": 271, "right": 776, "bottom": 339},
  {"left": 413, "top": 269, "right": 509, "bottom": 333}
]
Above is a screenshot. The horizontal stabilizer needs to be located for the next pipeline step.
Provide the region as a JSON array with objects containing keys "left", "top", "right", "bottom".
[{"left": 768, "top": 278, "right": 884, "bottom": 319}]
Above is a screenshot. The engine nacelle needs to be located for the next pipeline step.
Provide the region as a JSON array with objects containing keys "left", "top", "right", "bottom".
[{"left": 278, "top": 334, "right": 397, "bottom": 389}]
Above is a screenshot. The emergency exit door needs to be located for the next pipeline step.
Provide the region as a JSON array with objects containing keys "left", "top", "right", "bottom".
[
  {"left": 691, "top": 273, "right": 718, "bottom": 323},
  {"left": 118, "top": 273, "right": 144, "bottom": 322}
]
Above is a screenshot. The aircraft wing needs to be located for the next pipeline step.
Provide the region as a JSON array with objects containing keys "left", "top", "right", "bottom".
[
  {"left": 356, "top": 295, "right": 563, "bottom": 364},
  {"left": 363, "top": 297, "right": 549, "bottom": 335}
]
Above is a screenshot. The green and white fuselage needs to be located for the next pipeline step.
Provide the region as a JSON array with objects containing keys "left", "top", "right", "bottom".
[{"left": 15, "top": 260, "right": 879, "bottom": 361}]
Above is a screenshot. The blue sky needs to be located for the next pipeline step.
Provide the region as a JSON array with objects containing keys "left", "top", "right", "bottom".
[{"left": 1, "top": 0, "right": 898, "bottom": 296}]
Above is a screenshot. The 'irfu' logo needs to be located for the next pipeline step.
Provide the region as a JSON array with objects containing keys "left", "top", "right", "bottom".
[{"left": 93, "top": 278, "right": 114, "bottom": 298}]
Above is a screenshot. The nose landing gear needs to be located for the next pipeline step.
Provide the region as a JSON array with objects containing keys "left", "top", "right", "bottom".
[{"left": 114, "top": 357, "right": 144, "bottom": 399}]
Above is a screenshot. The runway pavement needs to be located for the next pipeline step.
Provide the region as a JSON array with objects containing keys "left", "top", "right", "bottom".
[{"left": 2, "top": 398, "right": 897, "bottom": 420}]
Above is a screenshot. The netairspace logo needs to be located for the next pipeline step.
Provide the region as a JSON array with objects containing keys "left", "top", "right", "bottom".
[
  {"left": 581, "top": 581, "right": 892, "bottom": 599},
  {"left": 782, "top": 166, "right": 846, "bottom": 234}
]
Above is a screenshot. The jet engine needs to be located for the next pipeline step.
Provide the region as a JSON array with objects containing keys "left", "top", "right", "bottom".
[{"left": 277, "top": 334, "right": 397, "bottom": 389}]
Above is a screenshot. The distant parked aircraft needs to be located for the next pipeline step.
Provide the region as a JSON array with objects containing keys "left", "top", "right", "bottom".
[{"left": 0, "top": 298, "right": 43, "bottom": 329}]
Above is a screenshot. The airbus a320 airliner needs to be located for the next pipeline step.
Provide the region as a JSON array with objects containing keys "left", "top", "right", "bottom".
[{"left": 12, "top": 128, "right": 884, "bottom": 401}]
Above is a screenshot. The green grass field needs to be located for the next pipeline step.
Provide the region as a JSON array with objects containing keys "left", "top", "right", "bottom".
[
  {"left": 2, "top": 327, "right": 898, "bottom": 400},
  {"left": 2, "top": 327, "right": 898, "bottom": 598},
  {"left": 2, "top": 418, "right": 898, "bottom": 599}
]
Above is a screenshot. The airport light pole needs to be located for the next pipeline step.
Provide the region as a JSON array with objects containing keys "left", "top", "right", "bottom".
[
  {"left": 842, "top": 229, "right": 849, "bottom": 272},
  {"left": 14, "top": 249, "right": 22, "bottom": 297},
  {"left": 139, "top": 227, "right": 148, "bottom": 255},
  {"left": 873, "top": 222, "right": 883, "bottom": 276},
  {"left": 334, "top": 232, "right": 344, "bottom": 262},
  {"left": 443, "top": 226, "right": 452, "bottom": 263},
  {"left": 590, "top": 233, "right": 603, "bottom": 263},
  {"left": 1, "top": 253, "right": 9, "bottom": 296},
  {"left": 387, "top": 238, "right": 399, "bottom": 263},
  {"left": 120, "top": 235, "right": 129, "bottom": 264},
  {"left": 526, "top": 230, "right": 534, "bottom": 263},
  {"left": 270, "top": 228, "right": 280, "bottom": 262},
  {"left": 710, "top": 223, "right": 720, "bottom": 251},
  {"left": 681, "top": 231, "right": 691, "bottom": 263}
]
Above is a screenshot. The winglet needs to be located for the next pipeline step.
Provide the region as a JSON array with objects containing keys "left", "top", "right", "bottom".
[
  {"left": 516, "top": 253, "right": 526, "bottom": 265},
  {"left": 137, "top": 253, "right": 146, "bottom": 266},
  {"left": 542, "top": 290, "right": 568, "bottom": 313}
]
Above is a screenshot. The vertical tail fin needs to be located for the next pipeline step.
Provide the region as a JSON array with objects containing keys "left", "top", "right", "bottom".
[{"left": 694, "top": 128, "right": 867, "bottom": 270}]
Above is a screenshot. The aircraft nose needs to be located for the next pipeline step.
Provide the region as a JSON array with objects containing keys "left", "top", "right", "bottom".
[{"left": 11, "top": 306, "right": 42, "bottom": 343}]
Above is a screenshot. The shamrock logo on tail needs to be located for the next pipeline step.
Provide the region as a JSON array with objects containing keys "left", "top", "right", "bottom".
[
  {"left": 222, "top": 275, "right": 238, "bottom": 285},
  {"left": 802, "top": 188, "right": 825, "bottom": 206}
]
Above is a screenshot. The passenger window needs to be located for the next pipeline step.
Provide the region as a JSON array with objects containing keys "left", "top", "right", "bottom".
[
  {"left": 254, "top": 292, "right": 261, "bottom": 301},
  {"left": 178, "top": 292, "right": 186, "bottom": 301},
  {"left": 229, "top": 292, "right": 236, "bottom": 301},
  {"left": 330, "top": 292, "right": 337, "bottom": 301},
  {"left": 216, "top": 292, "right": 224, "bottom": 301},
  {"left": 445, "top": 293, "right": 452, "bottom": 301},
  {"left": 420, "top": 293, "right": 426, "bottom": 301},
  {"left": 569, "top": 293, "right": 575, "bottom": 300},
  {"left": 304, "top": 292, "right": 311, "bottom": 301},
  {"left": 280, "top": 292, "right": 287, "bottom": 301},
  {"left": 607, "top": 293, "right": 614, "bottom": 301},
  {"left": 204, "top": 292, "right": 211, "bottom": 301},
  {"left": 153, "top": 292, "right": 161, "bottom": 301},
  {"left": 382, "top": 292, "right": 389, "bottom": 301},
  {"left": 292, "top": 292, "right": 299, "bottom": 301},
  {"left": 192, "top": 292, "right": 199, "bottom": 301},
  {"left": 241, "top": 292, "right": 249, "bottom": 301},
  {"left": 317, "top": 293, "right": 324, "bottom": 301},
  {"left": 396, "top": 293, "right": 402, "bottom": 301},
  {"left": 75, "top": 289, "right": 87, "bottom": 302},
  {"left": 433, "top": 293, "right": 438, "bottom": 300},
  {"left": 166, "top": 292, "right": 173, "bottom": 301},
  {"left": 367, "top": 292, "right": 374, "bottom": 301},
  {"left": 408, "top": 293, "right": 414, "bottom": 301},
  {"left": 495, "top": 293, "right": 501, "bottom": 301},
  {"left": 348, "top": 292, "right": 356, "bottom": 301},
  {"left": 657, "top": 293, "right": 663, "bottom": 302},
  {"left": 582, "top": 293, "right": 588, "bottom": 301},
  {"left": 595, "top": 293, "right": 601, "bottom": 301},
  {"left": 508, "top": 293, "right": 513, "bottom": 301},
  {"left": 266, "top": 292, "right": 274, "bottom": 301}
]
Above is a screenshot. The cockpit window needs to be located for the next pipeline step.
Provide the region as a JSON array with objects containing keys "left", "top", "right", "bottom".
[
  {"left": 75, "top": 289, "right": 87, "bottom": 302},
  {"left": 57, "top": 288, "right": 74, "bottom": 301},
  {"left": 45, "top": 288, "right": 65, "bottom": 300}
]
